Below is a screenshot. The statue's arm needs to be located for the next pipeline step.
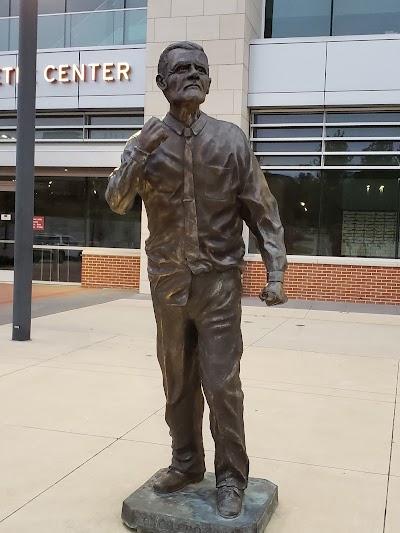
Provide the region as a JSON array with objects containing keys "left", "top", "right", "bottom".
[
  {"left": 237, "top": 130, "right": 288, "bottom": 304},
  {"left": 105, "top": 135, "right": 147, "bottom": 215},
  {"left": 105, "top": 117, "right": 169, "bottom": 215}
]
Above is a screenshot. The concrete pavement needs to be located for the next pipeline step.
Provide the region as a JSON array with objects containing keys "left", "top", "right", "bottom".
[
  {"left": 0, "top": 295, "right": 399, "bottom": 532},
  {"left": 0, "top": 284, "right": 141, "bottom": 326}
]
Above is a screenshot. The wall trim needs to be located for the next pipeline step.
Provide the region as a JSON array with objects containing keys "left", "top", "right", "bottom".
[
  {"left": 245, "top": 254, "right": 400, "bottom": 268},
  {"left": 82, "top": 248, "right": 141, "bottom": 257},
  {"left": 250, "top": 34, "right": 400, "bottom": 46}
]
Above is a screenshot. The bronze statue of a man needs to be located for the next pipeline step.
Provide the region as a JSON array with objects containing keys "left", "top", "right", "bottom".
[{"left": 106, "top": 41, "right": 287, "bottom": 519}]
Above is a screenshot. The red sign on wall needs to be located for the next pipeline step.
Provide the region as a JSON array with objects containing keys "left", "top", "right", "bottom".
[{"left": 33, "top": 216, "right": 45, "bottom": 231}]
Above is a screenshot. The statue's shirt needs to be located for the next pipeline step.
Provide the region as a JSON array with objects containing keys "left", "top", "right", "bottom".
[{"left": 106, "top": 112, "right": 287, "bottom": 305}]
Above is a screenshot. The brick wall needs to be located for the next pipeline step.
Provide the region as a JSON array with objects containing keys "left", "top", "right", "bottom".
[
  {"left": 81, "top": 254, "right": 140, "bottom": 290},
  {"left": 242, "top": 260, "right": 400, "bottom": 305},
  {"left": 82, "top": 254, "right": 400, "bottom": 305}
]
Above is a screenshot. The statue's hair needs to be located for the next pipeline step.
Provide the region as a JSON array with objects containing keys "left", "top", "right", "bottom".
[{"left": 158, "top": 41, "right": 207, "bottom": 76}]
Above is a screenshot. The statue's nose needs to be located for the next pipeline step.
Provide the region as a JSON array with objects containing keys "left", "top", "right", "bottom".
[{"left": 188, "top": 65, "right": 199, "bottom": 78}]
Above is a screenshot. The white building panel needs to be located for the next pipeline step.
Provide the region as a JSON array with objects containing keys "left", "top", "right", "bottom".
[
  {"left": 79, "top": 94, "right": 144, "bottom": 109},
  {"left": 34, "top": 143, "right": 125, "bottom": 168},
  {"left": 325, "top": 89, "right": 400, "bottom": 106},
  {"left": 0, "top": 53, "right": 17, "bottom": 104},
  {"left": 0, "top": 143, "right": 125, "bottom": 168},
  {"left": 248, "top": 91, "right": 325, "bottom": 108},
  {"left": 0, "top": 47, "right": 146, "bottom": 111},
  {"left": 249, "top": 41, "right": 326, "bottom": 98},
  {"left": 36, "top": 97, "right": 79, "bottom": 110},
  {"left": 0, "top": 98, "right": 16, "bottom": 110},
  {"left": 36, "top": 51, "right": 80, "bottom": 100},
  {"left": 79, "top": 47, "right": 146, "bottom": 100},
  {"left": 326, "top": 38, "right": 400, "bottom": 92}
]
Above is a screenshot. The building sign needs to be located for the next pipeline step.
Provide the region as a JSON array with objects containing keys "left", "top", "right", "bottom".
[
  {"left": 1, "top": 214, "right": 12, "bottom": 221},
  {"left": 0, "top": 48, "right": 145, "bottom": 109},
  {"left": 0, "top": 62, "right": 131, "bottom": 86},
  {"left": 33, "top": 216, "right": 45, "bottom": 231}
]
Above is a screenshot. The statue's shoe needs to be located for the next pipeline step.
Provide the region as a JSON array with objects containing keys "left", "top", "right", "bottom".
[
  {"left": 216, "top": 486, "right": 244, "bottom": 519},
  {"left": 153, "top": 469, "right": 204, "bottom": 494}
]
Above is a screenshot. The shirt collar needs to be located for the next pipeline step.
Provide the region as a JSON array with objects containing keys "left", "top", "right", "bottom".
[{"left": 163, "top": 111, "right": 207, "bottom": 136}]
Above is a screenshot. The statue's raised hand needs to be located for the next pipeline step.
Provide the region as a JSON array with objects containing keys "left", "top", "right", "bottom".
[{"left": 137, "top": 116, "right": 169, "bottom": 154}]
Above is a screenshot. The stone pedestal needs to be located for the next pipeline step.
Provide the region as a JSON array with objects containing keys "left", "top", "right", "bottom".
[{"left": 122, "top": 469, "right": 278, "bottom": 533}]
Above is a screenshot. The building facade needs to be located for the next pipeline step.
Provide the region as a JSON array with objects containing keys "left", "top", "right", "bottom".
[{"left": 1, "top": 0, "right": 400, "bottom": 305}]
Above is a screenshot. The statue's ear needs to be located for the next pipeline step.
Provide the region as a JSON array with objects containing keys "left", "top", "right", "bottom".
[
  {"left": 206, "top": 76, "right": 212, "bottom": 95},
  {"left": 156, "top": 74, "right": 167, "bottom": 91}
]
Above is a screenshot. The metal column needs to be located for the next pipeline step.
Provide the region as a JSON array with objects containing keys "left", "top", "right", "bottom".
[{"left": 12, "top": 0, "right": 38, "bottom": 341}]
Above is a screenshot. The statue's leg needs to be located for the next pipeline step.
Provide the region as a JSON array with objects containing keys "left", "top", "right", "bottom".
[
  {"left": 152, "top": 300, "right": 205, "bottom": 476},
  {"left": 192, "top": 269, "right": 249, "bottom": 490}
]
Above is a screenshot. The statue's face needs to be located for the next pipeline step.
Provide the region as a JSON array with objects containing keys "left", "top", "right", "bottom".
[{"left": 159, "top": 49, "right": 211, "bottom": 106}]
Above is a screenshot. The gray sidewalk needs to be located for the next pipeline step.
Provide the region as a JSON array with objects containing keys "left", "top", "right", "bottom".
[{"left": 0, "top": 296, "right": 399, "bottom": 532}]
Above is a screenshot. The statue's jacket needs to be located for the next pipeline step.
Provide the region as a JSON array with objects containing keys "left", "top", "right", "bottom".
[{"left": 106, "top": 111, "right": 287, "bottom": 305}]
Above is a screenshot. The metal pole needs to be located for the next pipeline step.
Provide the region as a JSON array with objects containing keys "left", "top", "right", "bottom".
[{"left": 12, "top": 0, "right": 38, "bottom": 341}]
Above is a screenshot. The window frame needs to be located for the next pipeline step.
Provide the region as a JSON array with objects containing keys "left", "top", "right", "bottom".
[
  {"left": 247, "top": 106, "right": 400, "bottom": 261},
  {"left": 263, "top": 0, "right": 400, "bottom": 40},
  {"left": 0, "top": 111, "right": 144, "bottom": 143}
]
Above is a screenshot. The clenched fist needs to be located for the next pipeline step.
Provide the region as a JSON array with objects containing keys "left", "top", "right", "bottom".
[
  {"left": 259, "top": 282, "right": 288, "bottom": 306},
  {"left": 137, "top": 116, "right": 169, "bottom": 154}
]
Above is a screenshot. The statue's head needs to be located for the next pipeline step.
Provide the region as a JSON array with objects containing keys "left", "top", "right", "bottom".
[{"left": 156, "top": 41, "right": 211, "bottom": 107}]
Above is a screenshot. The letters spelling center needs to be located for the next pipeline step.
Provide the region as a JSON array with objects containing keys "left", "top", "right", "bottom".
[{"left": 0, "top": 62, "right": 131, "bottom": 86}]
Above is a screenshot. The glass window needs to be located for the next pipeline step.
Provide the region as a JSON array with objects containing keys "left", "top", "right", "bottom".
[
  {"left": 325, "top": 155, "right": 400, "bottom": 166},
  {"left": 327, "top": 112, "right": 400, "bottom": 123},
  {"left": 326, "top": 140, "right": 400, "bottom": 152},
  {"left": 38, "top": 0, "right": 66, "bottom": 15},
  {"left": 254, "top": 141, "right": 322, "bottom": 152},
  {"left": 332, "top": 0, "right": 400, "bottom": 37},
  {"left": 66, "top": 0, "right": 123, "bottom": 12},
  {"left": 0, "top": 116, "right": 17, "bottom": 126},
  {"left": 37, "top": 13, "right": 66, "bottom": 49},
  {"left": 34, "top": 177, "right": 86, "bottom": 243},
  {"left": 12, "top": 0, "right": 66, "bottom": 15},
  {"left": 249, "top": 170, "right": 321, "bottom": 256},
  {"left": 32, "top": 177, "right": 85, "bottom": 281},
  {"left": 264, "top": 0, "right": 332, "bottom": 38},
  {"left": 15, "top": 0, "right": 133, "bottom": 16},
  {"left": 0, "top": 177, "right": 15, "bottom": 271},
  {"left": 251, "top": 110, "right": 400, "bottom": 259},
  {"left": 89, "top": 115, "right": 143, "bottom": 125},
  {"left": 122, "top": 5, "right": 147, "bottom": 45},
  {"left": 258, "top": 155, "right": 321, "bottom": 166},
  {"left": 87, "top": 177, "right": 141, "bottom": 248},
  {"left": 36, "top": 116, "right": 83, "bottom": 126},
  {"left": 8, "top": 15, "right": 17, "bottom": 49},
  {"left": 0, "top": 17, "right": 9, "bottom": 51},
  {"left": 0, "top": 131, "right": 17, "bottom": 140},
  {"left": 0, "top": 0, "right": 9, "bottom": 17},
  {"left": 35, "top": 115, "right": 83, "bottom": 140},
  {"left": 9, "top": 0, "right": 17, "bottom": 15},
  {"left": 320, "top": 170, "right": 400, "bottom": 258},
  {"left": 125, "top": 0, "right": 147, "bottom": 7},
  {"left": 88, "top": 129, "right": 138, "bottom": 140},
  {"left": 33, "top": 175, "right": 141, "bottom": 249},
  {"left": 69, "top": 9, "right": 116, "bottom": 46},
  {"left": 0, "top": 113, "right": 145, "bottom": 142},
  {"left": 1, "top": 173, "right": 142, "bottom": 280},
  {"left": 326, "top": 126, "right": 400, "bottom": 138},
  {"left": 35, "top": 129, "right": 83, "bottom": 140},
  {"left": 254, "top": 113, "right": 323, "bottom": 124},
  {"left": 87, "top": 115, "right": 142, "bottom": 140},
  {"left": 265, "top": 0, "right": 400, "bottom": 38},
  {"left": 254, "top": 127, "right": 323, "bottom": 139}
]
